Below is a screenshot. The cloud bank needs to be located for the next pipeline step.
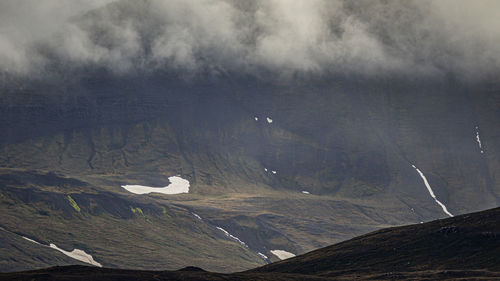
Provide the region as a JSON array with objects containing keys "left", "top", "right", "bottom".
[{"left": 1, "top": 0, "right": 500, "bottom": 80}]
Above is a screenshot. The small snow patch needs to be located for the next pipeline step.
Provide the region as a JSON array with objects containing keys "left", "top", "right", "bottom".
[
  {"left": 254, "top": 116, "right": 259, "bottom": 121},
  {"left": 476, "top": 126, "right": 483, "bottom": 152},
  {"left": 192, "top": 213, "right": 202, "bottom": 220},
  {"left": 264, "top": 168, "right": 268, "bottom": 172},
  {"left": 271, "top": 250, "right": 295, "bottom": 260},
  {"left": 271, "top": 170, "right": 277, "bottom": 174},
  {"left": 266, "top": 117, "right": 273, "bottom": 123},
  {"left": 216, "top": 227, "right": 247, "bottom": 247},
  {"left": 301, "top": 191, "right": 310, "bottom": 194},
  {"left": 122, "top": 176, "right": 190, "bottom": 195},
  {"left": 49, "top": 243, "right": 102, "bottom": 267}
]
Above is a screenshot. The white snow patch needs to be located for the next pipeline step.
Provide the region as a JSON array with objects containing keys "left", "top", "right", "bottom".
[
  {"left": 192, "top": 213, "right": 202, "bottom": 220},
  {"left": 49, "top": 243, "right": 102, "bottom": 267},
  {"left": 302, "top": 191, "right": 310, "bottom": 194},
  {"left": 411, "top": 164, "right": 453, "bottom": 217},
  {"left": 122, "top": 176, "right": 190, "bottom": 195},
  {"left": 254, "top": 116, "right": 258, "bottom": 121},
  {"left": 271, "top": 170, "right": 277, "bottom": 174},
  {"left": 23, "top": 237, "right": 101, "bottom": 267},
  {"left": 258, "top": 252, "right": 268, "bottom": 260},
  {"left": 266, "top": 117, "right": 273, "bottom": 123},
  {"left": 10, "top": 230, "right": 101, "bottom": 267},
  {"left": 270, "top": 250, "right": 295, "bottom": 260},
  {"left": 22, "top": 236, "right": 41, "bottom": 245},
  {"left": 216, "top": 227, "right": 247, "bottom": 247},
  {"left": 264, "top": 168, "right": 268, "bottom": 172}
]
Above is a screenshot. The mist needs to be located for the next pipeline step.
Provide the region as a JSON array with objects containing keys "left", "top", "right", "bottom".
[{"left": 1, "top": 0, "right": 500, "bottom": 80}]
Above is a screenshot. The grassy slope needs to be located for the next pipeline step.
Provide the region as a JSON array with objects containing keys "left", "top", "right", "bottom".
[
  {"left": 0, "top": 168, "right": 404, "bottom": 272},
  {"left": 0, "top": 227, "right": 86, "bottom": 272},
  {"left": 0, "top": 171, "right": 263, "bottom": 272},
  {"left": 1, "top": 207, "right": 499, "bottom": 280}
]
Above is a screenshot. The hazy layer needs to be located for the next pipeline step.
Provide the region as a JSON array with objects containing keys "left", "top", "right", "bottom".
[{"left": 0, "top": 0, "right": 499, "bottom": 80}]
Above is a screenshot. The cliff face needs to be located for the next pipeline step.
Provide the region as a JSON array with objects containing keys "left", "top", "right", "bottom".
[{"left": 0, "top": 74, "right": 499, "bottom": 271}]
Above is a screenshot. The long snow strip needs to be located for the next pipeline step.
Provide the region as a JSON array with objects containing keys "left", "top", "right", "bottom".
[{"left": 412, "top": 164, "right": 453, "bottom": 217}]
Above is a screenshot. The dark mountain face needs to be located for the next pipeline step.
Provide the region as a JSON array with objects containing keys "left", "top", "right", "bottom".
[
  {"left": 0, "top": 72, "right": 499, "bottom": 271},
  {"left": 2, "top": 74, "right": 499, "bottom": 203}
]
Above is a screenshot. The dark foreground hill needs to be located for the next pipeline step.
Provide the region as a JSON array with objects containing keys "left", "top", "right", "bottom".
[{"left": 2, "top": 207, "right": 499, "bottom": 281}]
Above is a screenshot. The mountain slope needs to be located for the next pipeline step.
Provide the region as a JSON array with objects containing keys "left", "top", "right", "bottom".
[
  {"left": 1, "top": 207, "right": 499, "bottom": 280},
  {"left": 0, "top": 170, "right": 264, "bottom": 272},
  {"left": 0, "top": 226, "right": 87, "bottom": 272}
]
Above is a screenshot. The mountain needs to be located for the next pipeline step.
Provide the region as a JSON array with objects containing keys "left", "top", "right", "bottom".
[
  {"left": 1, "top": 0, "right": 500, "bottom": 276},
  {"left": 1, "top": 207, "right": 499, "bottom": 280},
  {"left": 1, "top": 73, "right": 499, "bottom": 272}
]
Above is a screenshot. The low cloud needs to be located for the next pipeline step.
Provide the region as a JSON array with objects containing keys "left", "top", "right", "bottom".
[{"left": 1, "top": 0, "right": 500, "bottom": 80}]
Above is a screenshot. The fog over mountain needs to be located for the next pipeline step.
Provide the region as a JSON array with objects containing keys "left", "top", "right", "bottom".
[{"left": 1, "top": 0, "right": 500, "bottom": 80}]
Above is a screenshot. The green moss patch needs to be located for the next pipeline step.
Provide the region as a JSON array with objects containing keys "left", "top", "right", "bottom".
[
  {"left": 67, "top": 195, "right": 81, "bottom": 212},
  {"left": 131, "top": 207, "right": 144, "bottom": 216}
]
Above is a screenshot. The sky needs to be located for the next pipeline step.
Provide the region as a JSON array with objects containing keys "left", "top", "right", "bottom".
[{"left": 0, "top": 0, "right": 499, "bottom": 80}]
